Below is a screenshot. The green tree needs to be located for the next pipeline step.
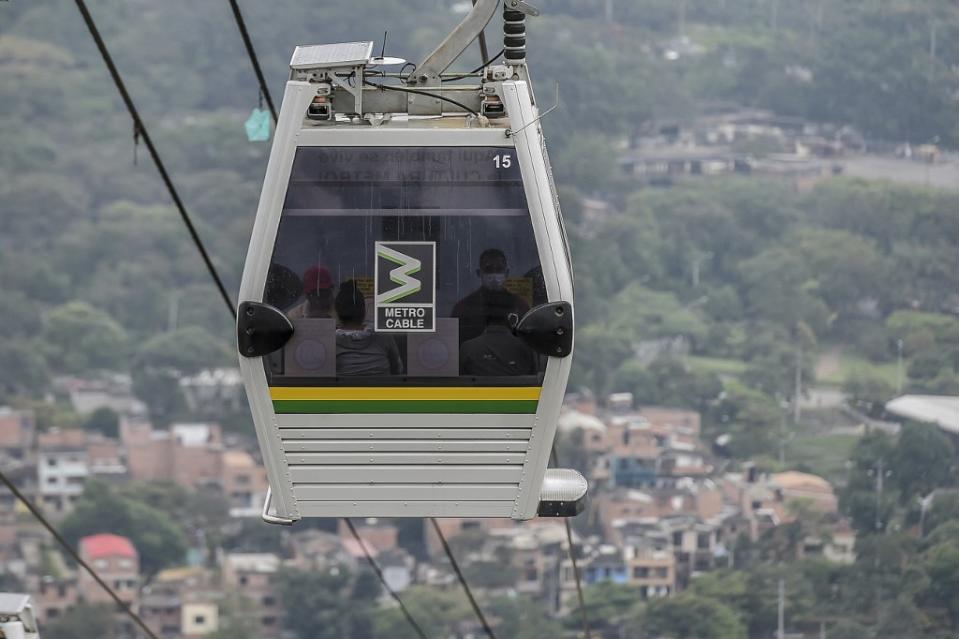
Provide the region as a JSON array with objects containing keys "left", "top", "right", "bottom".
[
  {"left": 372, "top": 586, "right": 473, "bottom": 639},
  {"left": 41, "top": 302, "right": 128, "bottom": 373},
  {"left": 60, "top": 481, "right": 187, "bottom": 577},
  {"left": 892, "top": 423, "right": 955, "bottom": 503},
  {"left": 839, "top": 431, "right": 898, "bottom": 535},
  {"left": 131, "top": 326, "right": 231, "bottom": 425},
  {"left": 487, "top": 595, "right": 563, "bottom": 639},
  {"left": 83, "top": 406, "right": 119, "bottom": 438},
  {"left": 45, "top": 604, "right": 117, "bottom": 639},
  {"left": 0, "top": 341, "right": 48, "bottom": 400},
  {"left": 843, "top": 375, "right": 895, "bottom": 418},
  {"left": 641, "top": 593, "right": 746, "bottom": 639},
  {"left": 568, "top": 582, "right": 640, "bottom": 634},
  {"left": 925, "top": 542, "right": 959, "bottom": 628},
  {"left": 278, "top": 568, "right": 378, "bottom": 639}
]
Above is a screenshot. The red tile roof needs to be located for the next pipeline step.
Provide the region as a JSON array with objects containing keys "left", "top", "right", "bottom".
[{"left": 80, "top": 534, "right": 137, "bottom": 560}]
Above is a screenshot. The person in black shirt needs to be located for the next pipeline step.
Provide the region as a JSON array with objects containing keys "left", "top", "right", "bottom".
[
  {"left": 460, "top": 289, "right": 537, "bottom": 376},
  {"left": 451, "top": 248, "right": 530, "bottom": 343}
]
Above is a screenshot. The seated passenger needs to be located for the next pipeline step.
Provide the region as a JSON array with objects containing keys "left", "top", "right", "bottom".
[
  {"left": 334, "top": 280, "right": 403, "bottom": 376},
  {"left": 288, "top": 265, "right": 334, "bottom": 319},
  {"left": 460, "top": 290, "right": 537, "bottom": 376},
  {"left": 451, "top": 248, "right": 530, "bottom": 343}
]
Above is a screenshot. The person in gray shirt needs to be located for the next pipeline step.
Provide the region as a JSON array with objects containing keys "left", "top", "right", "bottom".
[{"left": 334, "top": 281, "right": 403, "bottom": 376}]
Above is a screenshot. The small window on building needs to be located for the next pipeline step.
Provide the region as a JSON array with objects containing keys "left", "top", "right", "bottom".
[
  {"left": 262, "top": 617, "right": 276, "bottom": 626},
  {"left": 633, "top": 567, "right": 649, "bottom": 578},
  {"left": 263, "top": 596, "right": 276, "bottom": 607},
  {"left": 47, "top": 457, "right": 58, "bottom": 466},
  {"left": 239, "top": 575, "right": 248, "bottom": 586},
  {"left": 194, "top": 615, "right": 206, "bottom": 625}
]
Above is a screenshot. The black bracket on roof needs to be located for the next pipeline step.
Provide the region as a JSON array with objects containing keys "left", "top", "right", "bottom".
[
  {"left": 510, "top": 301, "right": 573, "bottom": 358},
  {"left": 237, "top": 301, "right": 294, "bottom": 358}
]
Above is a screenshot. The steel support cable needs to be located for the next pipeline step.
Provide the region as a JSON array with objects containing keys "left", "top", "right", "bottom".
[
  {"left": 66, "top": 9, "right": 498, "bottom": 639},
  {"left": 226, "top": 0, "right": 278, "bottom": 123},
  {"left": 344, "top": 519, "right": 430, "bottom": 639},
  {"left": 429, "top": 518, "right": 498, "bottom": 639},
  {"left": 0, "top": 470, "right": 162, "bottom": 639},
  {"left": 73, "top": 0, "right": 237, "bottom": 320},
  {"left": 551, "top": 446, "right": 592, "bottom": 639}
]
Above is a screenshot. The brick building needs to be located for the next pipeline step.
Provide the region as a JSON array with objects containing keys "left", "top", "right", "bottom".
[{"left": 78, "top": 534, "right": 139, "bottom": 605}]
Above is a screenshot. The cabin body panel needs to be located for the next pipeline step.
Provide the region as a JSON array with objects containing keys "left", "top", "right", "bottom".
[{"left": 238, "top": 79, "right": 575, "bottom": 520}]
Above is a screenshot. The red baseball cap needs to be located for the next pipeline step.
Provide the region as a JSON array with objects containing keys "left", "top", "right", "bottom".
[{"left": 303, "top": 266, "right": 333, "bottom": 293}]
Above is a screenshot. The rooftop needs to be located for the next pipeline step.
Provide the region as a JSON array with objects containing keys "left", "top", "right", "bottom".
[
  {"left": 886, "top": 395, "right": 959, "bottom": 435},
  {"left": 80, "top": 533, "right": 137, "bottom": 560}
]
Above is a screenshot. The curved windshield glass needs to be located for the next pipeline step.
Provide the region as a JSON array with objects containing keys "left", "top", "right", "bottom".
[{"left": 264, "top": 146, "right": 546, "bottom": 387}]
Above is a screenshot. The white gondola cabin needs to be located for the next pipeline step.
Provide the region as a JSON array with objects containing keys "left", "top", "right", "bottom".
[{"left": 237, "top": 0, "right": 586, "bottom": 523}]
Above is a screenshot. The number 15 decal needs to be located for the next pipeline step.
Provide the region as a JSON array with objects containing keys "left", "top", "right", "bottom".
[{"left": 493, "top": 153, "right": 512, "bottom": 169}]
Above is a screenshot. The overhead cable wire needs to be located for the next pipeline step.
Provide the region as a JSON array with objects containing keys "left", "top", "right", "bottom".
[
  {"left": 429, "top": 518, "right": 498, "bottom": 639},
  {"left": 362, "top": 79, "right": 480, "bottom": 117},
  {"left": 0, "top": 470, "right": 162, "bottom": 639},
  {"left": 73, "top": 0, "right": 237, "bottom": 320},
  {"left": 441, "top": 48, "right": 505, "bottom": 82},
  {"left": 66, "top": 9, "right": 504, "bottom": 639},
  {"left": 345, "top": 519, "right": 430, "bottom": 639},
  {"left": 551, "top": 446, "right": 592, "bottom": 639},
  {"left": 226, "top": 0, "right": 278, "bottom": 123}
]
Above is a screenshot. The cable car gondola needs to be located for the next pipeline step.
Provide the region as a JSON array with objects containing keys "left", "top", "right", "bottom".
[{"left": 236, "top": 0, "right": 585, "bottom": 524}]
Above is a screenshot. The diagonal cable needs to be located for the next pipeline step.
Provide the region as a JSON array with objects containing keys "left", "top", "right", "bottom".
[
  {"left": 73, "top": 0, "right": 236, "bottom": 319},
  {"left": 552, "top": 445, "right": 592, "bottom": 639},
  {"left": 430, "top": 518, "right": 497, "bottom": 639},
  {"left": 226, "top": 0, "right": 278, "bottom": 123},
  {"left": 345, "top": 519, "right": 430, "bottom": 639},
  {"left": 0, "top": 470, "right": 162, "bottom": 639}
]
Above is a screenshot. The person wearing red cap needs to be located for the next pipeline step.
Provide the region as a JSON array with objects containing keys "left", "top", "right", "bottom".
[{"left": 288, "top": 265, "right": 335, "bottom": 319}]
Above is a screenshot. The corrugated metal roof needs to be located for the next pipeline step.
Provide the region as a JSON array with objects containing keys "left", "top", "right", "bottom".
[{"left": 886, "top": 395, "right": 959, "bottom": 434}]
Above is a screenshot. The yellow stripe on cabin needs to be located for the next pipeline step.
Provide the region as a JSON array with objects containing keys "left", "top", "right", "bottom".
[{"left": 269, "top": 386, "right": 542, "bottom": 402}]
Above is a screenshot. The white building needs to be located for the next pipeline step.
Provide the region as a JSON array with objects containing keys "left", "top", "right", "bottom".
[{"left": 37, "top": 430, "right": 89, "bottom": 515}]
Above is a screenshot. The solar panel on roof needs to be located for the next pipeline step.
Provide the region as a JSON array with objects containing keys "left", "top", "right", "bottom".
[{"left": 290, "top": 42, "right": 373, "bottom": 69}]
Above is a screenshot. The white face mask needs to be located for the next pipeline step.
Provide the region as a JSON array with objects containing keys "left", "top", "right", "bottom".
[{"left": 481, "top": 273, "right": 507, "bottom": 290}]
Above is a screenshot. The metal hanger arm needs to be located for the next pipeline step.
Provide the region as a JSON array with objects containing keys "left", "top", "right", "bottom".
[{"left": 411, "top": 0, "right": 499, "bottom": 84}]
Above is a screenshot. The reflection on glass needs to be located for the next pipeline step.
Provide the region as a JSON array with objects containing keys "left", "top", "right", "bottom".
[
  {"left": 333, "top": 280, "right": 402, "bottom": 376},
  {"left": 264, "top": 147, "right": 545, "bottom": 386},
  {"left": 459, "top": 289, "right": 537, "bottom": 376},
  {"left": 451, "top": 248, "right": 531, "bottom": 344}
]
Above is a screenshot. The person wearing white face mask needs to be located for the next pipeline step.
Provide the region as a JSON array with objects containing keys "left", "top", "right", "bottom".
[{"left": 451, "top": 248, "right": 531, "bottom": 343}]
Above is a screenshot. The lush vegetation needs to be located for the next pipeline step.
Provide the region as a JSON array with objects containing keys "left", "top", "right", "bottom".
[{"left": 4, "top": 0, "right": 959, "bottom": 637}]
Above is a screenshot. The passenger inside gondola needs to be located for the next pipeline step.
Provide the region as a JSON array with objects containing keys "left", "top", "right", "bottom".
[
  {"left": 451, "top": 248, "right": 530, "bottom": 343},
  {"left": 460, "top": 289, "right": 537, "bottom": 376},
  {"left": 334, "top": 280, "right": 403, "bottom": 376},
  {"left": 288, "top": 265, "right": 335, "bottom": 319}
]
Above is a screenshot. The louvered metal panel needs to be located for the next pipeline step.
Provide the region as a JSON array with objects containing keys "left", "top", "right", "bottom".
[
  {"left": 282, "top": 439, "right": 527, "bottom": 453},
  {"left": 278, "top": 428, "right": 532, "bottom": 440},
  {"left": 287, "top": 452, "right": 525, "bottom": 465},
  {"left": 289, "top": 465, "right": 524, "bottom": 484},
  {"left": 293, "top": 484, "right": 519, "bottom": 501},
  {"left": 296, "top": 500, "right": 515, "bottom": 517}
]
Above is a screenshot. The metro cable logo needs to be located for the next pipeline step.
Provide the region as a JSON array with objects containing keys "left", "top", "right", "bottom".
[
  {"left": 374, "top": 241, "right": 436, "bottom": 332},
  {"left": 375, "top": 244, "right": 423, "bottom": 304}
]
